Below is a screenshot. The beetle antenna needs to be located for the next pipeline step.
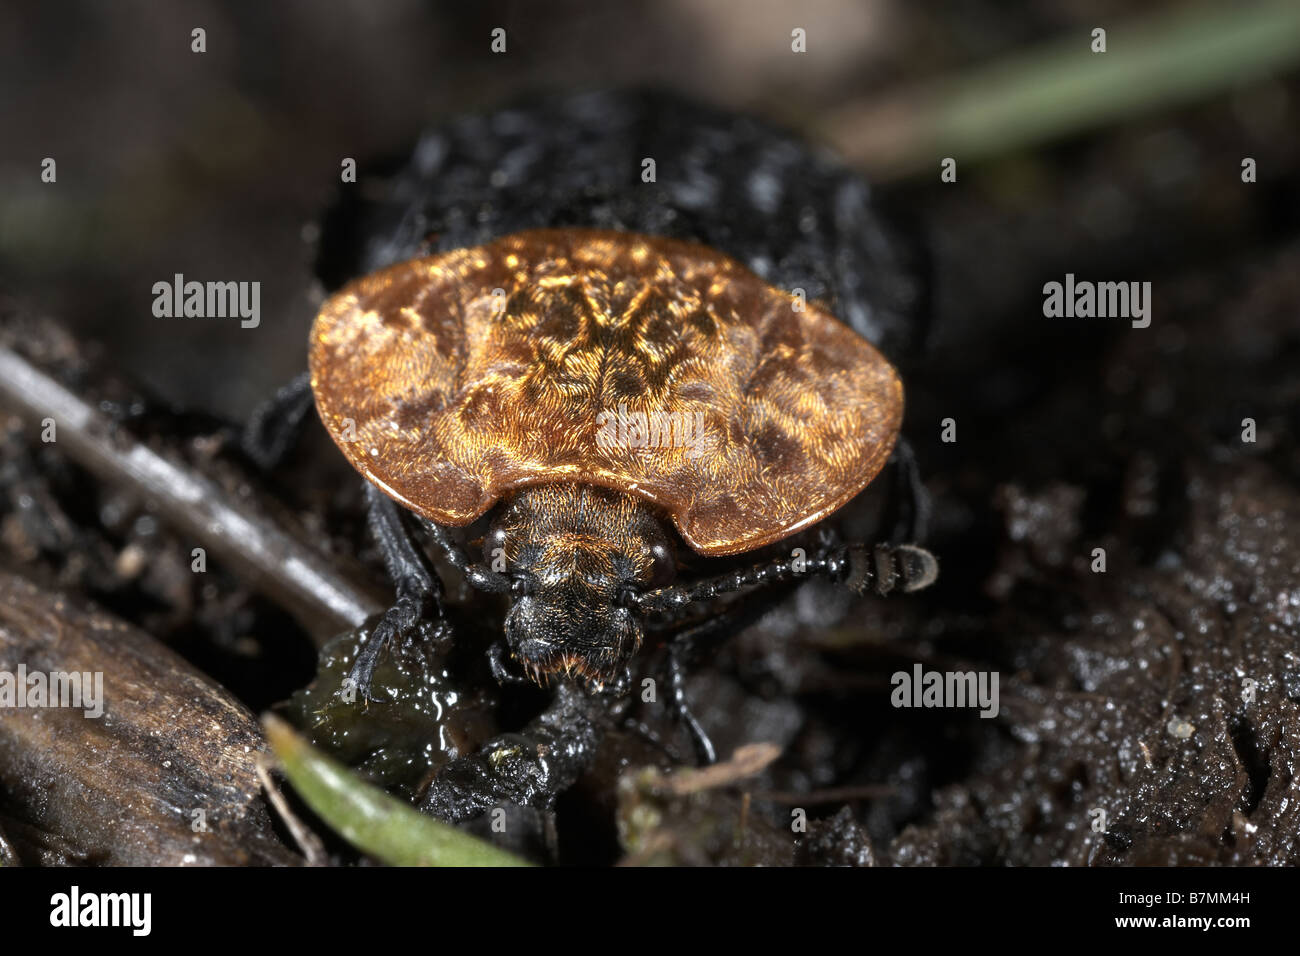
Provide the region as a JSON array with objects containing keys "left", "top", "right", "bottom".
[{"left": 636, "top": 541, "right": 938, "bottom": 612}]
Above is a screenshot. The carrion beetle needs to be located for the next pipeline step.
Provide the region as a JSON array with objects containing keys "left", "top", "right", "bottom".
[{"left": 255, "top": 92, "right": 938, "bottom": 762}]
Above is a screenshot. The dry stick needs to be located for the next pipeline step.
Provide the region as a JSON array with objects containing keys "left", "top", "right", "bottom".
[
  {"left": 255, "top": 756, "right": 329, "bottom": 866},
  {"left": 0, "top": 346, "right": 382, "bottom": 643},
  {"left": 662, "top": 742, "right": 782, "bottom": 794},
  {"left": 0, "top": 572, "right": 303, "bottom": 865}
]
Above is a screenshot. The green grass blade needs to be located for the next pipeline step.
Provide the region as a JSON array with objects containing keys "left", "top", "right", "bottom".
[
  {"left": 263, "top": 714, "right": 532, "bottom": 867},
  {"left": 831, "top": 1, "right": 1300, "bottom": 177}
]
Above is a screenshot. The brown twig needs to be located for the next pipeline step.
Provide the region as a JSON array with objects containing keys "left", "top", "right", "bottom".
[
  {"left": 660, "top": 742, "right": 782, "bottom": 795},
  {"left": 0, "top": 345, "right": 383, "bottom": 643},
  {"left": 255, "top": 756, "right": 329, "bottom": 866}
]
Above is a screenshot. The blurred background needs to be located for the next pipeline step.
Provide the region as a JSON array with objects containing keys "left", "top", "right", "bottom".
[{"left": 3, "top": 0, "right": 1297, "bottom": 419}]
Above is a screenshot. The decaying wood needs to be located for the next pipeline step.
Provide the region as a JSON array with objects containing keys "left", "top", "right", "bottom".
[{"left": 0, "top": 572, "right": 301, "bottom": 865}]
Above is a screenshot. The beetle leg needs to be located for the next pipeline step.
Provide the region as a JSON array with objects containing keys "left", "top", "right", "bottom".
[
  {"left": 656, "top": 579, "right": 800, "bottom": 766},
  {"left": 349, "top": 483, "right": 443, "bottom": 700},
  {"left": 643, "top": 541, "right": 937, "bottom": 766},
  {"left": 487, "top": 639, "right": 531, "bottom": 685},
  {"left": 241, "top": 371, "right": 314, "bottom": 471},
  {"left": 667, "top": 640, "right": 717, "bottom": 765},
  {"left": 887, "top": 435, "right": 931, "bottom": 544},
  {"left": 415, "top": 517, "right": 511, "bottom": 593}
]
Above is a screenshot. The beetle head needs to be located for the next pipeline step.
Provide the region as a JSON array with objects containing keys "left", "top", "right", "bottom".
[{"left": 486, "top": 485, "right": 675, "bottom": 689}]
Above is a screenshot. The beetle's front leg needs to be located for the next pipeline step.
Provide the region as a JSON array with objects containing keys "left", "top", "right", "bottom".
[
  {"left": 415, "top": 517, "right": 512, "bottom": 594},
  {"left": 241, "top": 371, "right": 314, "bottom": 471},
  {"left": 487, "top": 639, "right": 531, "bottom": 685},
  {"left": 348, "top": 483, "right": 443, "bottom": 701}
]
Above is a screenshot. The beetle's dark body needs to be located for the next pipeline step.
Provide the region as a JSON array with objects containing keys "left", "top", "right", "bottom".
[
  {"left": 297, "top": 92, "right": 935, "bottom": 753},
  {"left": 315, "top": 90, "right": 929, "bottom": 363}
]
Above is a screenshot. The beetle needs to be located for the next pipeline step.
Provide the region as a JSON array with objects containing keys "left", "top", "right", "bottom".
[
  {"left": 305, "top": 226, "right": 936, "bottom": 761},
  {"left": 241, "top": 91, "right": 937, "bottom": 763}
]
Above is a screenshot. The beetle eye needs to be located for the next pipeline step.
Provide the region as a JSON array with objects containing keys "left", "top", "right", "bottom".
[{"left": 647, "top": 540, "right": 676, "bottom": 589}]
